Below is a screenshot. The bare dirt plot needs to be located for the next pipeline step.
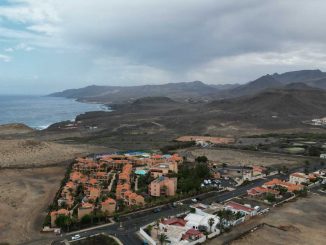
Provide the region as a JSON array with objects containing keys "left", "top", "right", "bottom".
[
  {"left": 0, "top": 139, "right": 108, "bottom": 168},
  {"left": 206, "top": 194, "right": 326, "bottom": 245},
  {"left": 230, "top": 225, "right": 307, "bottom": 245},
  {"left": 231, "top": 194, "right": 326, "bottom": 245},
  {"left": 178, "top": 148, "right": 306, "bottom": 167},
  {"left": 0, "top": 167, "right": 65, "bottom": 245}
]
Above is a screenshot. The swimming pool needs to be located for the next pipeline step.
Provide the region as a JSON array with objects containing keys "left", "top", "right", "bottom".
[{"left": 135, "top": 169, "right": 148, "bottom": 175}]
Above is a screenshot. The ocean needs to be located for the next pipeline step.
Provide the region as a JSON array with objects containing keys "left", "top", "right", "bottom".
[{"left": 0, "top": 95, "right": 110, "bottom": 129}]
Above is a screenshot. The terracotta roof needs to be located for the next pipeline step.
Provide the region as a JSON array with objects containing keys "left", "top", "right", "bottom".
[
  {"left": 247, "top": 186, "right": 279, "bottom": 195},
  {"left": 96, "top": 171, "right": 107, "bottom": 177},
  {"left": 264, "top": 178, "right": 304, "bottom": 192},
  {"left": 81, "top": 202, "right": 93, "bottom": 209},
  {"left": 225, "top": 201, "right": 254, "bottom": 212},
  {"left": 80, "top": 177, "right": 88, "bottom": 183},
  {"left": 290, "top": 172, "right": 307, "bottom": 178},
  {"left": 162, "top": 218, "right": 186, "bottom": 226},
  {"left": 264, "top": 178, "right": 283, "bottom": 186},
  {"left": 124, "top": 190, "right": 133, "bottom": 198},
  {"left": 116, "top": 183, "right": 131, "bottom": 190},
  {"left": 51, "top": 208, "right": 70, "bottom": 216},
  {"left": 185, "top": 228, "right": 202, "bottom": 235},
  {"left": 89, "top": 178, "right": 98, "bottom": 185},
  {"left": 65, "top": 181, "right": 75, "bottom": 189},
  {"left": 70, "top": 171, "right": 82, "bottom": 181},
  {"left": 152, "top": 155, "right": 162, "bottom": 159},
  {"left": 102, "top": 198, "right": 116, "bottom": 205}
]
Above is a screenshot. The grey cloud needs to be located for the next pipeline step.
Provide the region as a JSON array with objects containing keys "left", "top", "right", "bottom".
[{"left": 2, "top": 0, "right": 326, "bottom": 89}]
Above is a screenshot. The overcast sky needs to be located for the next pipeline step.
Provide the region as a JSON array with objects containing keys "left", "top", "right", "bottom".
[{"left": 1, "top": 0, "right": 326, "bottom": 94}]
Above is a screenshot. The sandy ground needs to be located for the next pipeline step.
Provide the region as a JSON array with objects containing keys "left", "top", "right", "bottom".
[
  {"left": 206, "top": 194, "right": 326, "bottom": 245},
  {"left": 0, "top": 123, "right": 34, "bottom": 135},
  {"left": 0, "top": 139, "right": 108, "bottom": 168},
  {"left": 0, "top": 167, "right": 65, "bottom": 245},
  {"left": 178, "top": 148, "right": 305, "bottom": 167}
]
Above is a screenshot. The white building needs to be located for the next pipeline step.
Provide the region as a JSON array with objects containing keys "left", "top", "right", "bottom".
[
  {"left": 224, "top": 201, "right": 257, "bottom": 217},
  {"left": 289, "top": 172, "right": 310, "bottom": 184},
  {"left": 184, "top": 213, "right": 220, "bottom": 232}
]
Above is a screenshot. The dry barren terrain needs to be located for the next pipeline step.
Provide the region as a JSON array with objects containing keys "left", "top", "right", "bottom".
[
  {"left": 177, "top": 148, "right": 307, "bottom": 167},
  {"left": 231, "top": 194, "right": 326, "bottom": 245},
  {"left": 0, "top": 139, "right": 108, "bottom": 168},
  {"left": 0, "top": 167, "right": 65, "bottom": 245},
  {"left": 206, "top": 194, "right": 326, "bottom": 245}
]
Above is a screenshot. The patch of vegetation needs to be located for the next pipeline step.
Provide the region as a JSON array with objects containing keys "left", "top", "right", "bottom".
[
  {"left": 137, "top": 172, "right": 154, "bottom": 193},
  {"left": 144, "top": 224, "right": 153, "bottom": 235},
  {"left": 294, "top": 187, "right": 308, "bottom": 197},
  {"left": 265, "top": 193, "right": 276, "bottom": 203},
  {"left": 177, "top": 162, "right": 211, "bottom": 193},
  {"left": 160, "top": 141, "right": 195, "bottom": 153},
  {"left": 196, "top": 155, "right": 208, "bottom": 163}
]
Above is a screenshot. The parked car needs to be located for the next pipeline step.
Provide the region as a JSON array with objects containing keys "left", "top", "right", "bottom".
[
  {"left": 153, "top": 208, "right": 161, "bottom": 213},
  {"left": 72, "top": 234, "right": 81, "bottom": 240},
  {"left": 175, "top": 201, "right": 183, "bottom": 206},
  {"left": 191, "top": 198, "right": 198, "bottom": 203}
]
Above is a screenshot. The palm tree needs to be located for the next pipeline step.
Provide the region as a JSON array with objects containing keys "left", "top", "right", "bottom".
[
  {"left": 158, "top": 233, "right": 169, "bottom": 245},
  {"left": 63, "top": 215, "right": 72, "bottom": 232},
  {"left": 208, "top": 217, "right": 215, "bottom": 233},
  {"left": 156, "top": 219, "right": 161, "bottom": 236},
  {"left": 224, "top": 209, "right": 233, "bottom": 221}
]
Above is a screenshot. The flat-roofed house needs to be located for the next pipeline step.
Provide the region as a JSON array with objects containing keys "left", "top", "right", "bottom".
[
  {"left": 289, "top": 172, "right": 310, "bottom": 184},
  {"left": 148, "top": 176, "right": 177, "bottom": 197},
  {"left": 150, "top": 161, "right": 178, "bottom": 178}
]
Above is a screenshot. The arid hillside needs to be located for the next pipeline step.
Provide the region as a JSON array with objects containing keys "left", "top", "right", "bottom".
[{"left": 0, "top": 139, "right": 108, "bottom": 168}]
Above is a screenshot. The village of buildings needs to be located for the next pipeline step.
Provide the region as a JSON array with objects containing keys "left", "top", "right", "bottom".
[
  {"left": 45, "top": 142, "right": 326, "bottom": 245},
  {"left": 139, "top": 169, "right": 326, "bottom": 245},
  {"left": 49, "top": 152, "right": 183, "bottom": 228}
]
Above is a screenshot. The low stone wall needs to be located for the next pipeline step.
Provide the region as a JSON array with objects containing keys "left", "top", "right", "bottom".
[
  {"left": 139, "top": 225, "right": 157, "bottom": 245},
  {"left": 207, "top": 230, "right": 220, "bottom": 239}
]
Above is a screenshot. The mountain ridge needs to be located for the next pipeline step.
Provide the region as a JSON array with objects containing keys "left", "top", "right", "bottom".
[{"left": 50, "top": 69, "right": 326, "bottom": 103}]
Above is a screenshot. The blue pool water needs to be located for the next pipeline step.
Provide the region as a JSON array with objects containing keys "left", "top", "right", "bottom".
[{"left": 135, "top": 170, "right": 148, "bottom": 175}]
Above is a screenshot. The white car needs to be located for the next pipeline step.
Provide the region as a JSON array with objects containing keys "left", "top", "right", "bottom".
[
  {"left": 191, "top": 198, "right": 198, "bottom": 202},
  {"left": 72, "top": 234, "right": 81, "bottom": 240}
]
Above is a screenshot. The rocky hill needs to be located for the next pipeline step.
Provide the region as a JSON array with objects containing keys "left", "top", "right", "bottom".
[
  {"left": 50, "top": 81, "right": 220, "bottom": 103},
  {"left": 209, "top": 88, "right": 326, "bottom": 119}
]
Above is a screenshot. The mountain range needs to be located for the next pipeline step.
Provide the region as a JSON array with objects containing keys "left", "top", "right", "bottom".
[{"left": 50, "top": 69, "right": 326, "bottom": 104}]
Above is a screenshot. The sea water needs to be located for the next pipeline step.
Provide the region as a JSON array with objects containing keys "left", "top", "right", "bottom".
[{"left": 0, "top": 95, "right": 110, "bottom": 129}]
